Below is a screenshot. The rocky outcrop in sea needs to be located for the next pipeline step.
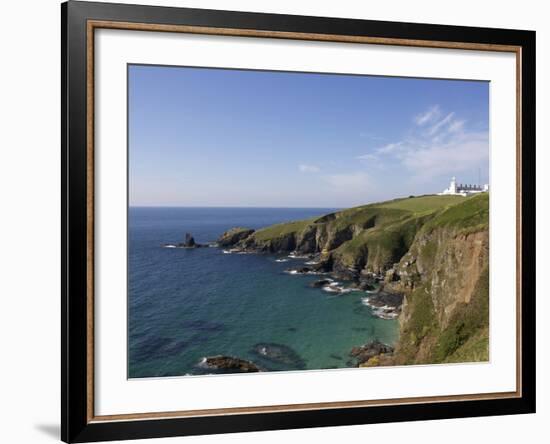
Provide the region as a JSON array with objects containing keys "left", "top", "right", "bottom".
[
  {"left": 361, "top": 292, "right": 404, "bottom": 319},
  {"left": 350, "top": 340, "right": 395, "bottom": 367},
  {"left": 163, "top": 232, "right": 209, "bottom": 249},
  {"left": 199, "top": 355, "right": 262, "bottom": 373}
]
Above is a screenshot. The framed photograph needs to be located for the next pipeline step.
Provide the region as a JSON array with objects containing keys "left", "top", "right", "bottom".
[{"left": 61, "top": 1, "right": 536, "bottom": 442}]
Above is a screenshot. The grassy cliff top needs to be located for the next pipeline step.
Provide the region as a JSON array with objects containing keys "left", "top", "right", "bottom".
[
  {"left": 243, "top": 194, "right": 488, "bottom": 270},
  {"left": 253, "top": 218, "right": 316, "bottom": 241},
  {"left": 375, "top": 195, "right": 466, "bottom": 212},
  {"left": 421, "top": 193, "right": 489, "bottom": 232}
]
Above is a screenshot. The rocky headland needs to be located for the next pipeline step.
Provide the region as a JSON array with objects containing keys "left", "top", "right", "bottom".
[{"left": 217, "top": 193, "right": 490, "bottom": 366}]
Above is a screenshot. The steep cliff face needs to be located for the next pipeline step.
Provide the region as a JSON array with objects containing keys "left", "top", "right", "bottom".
[
  {"left": 218, "top": 227, "right": 255, "bottom": 247},
  {"left": 223, "top": 195, "right": 469, "bottom": 279},
  {"left": 386, "top": 195, "right": 489, "bottom": 364}
]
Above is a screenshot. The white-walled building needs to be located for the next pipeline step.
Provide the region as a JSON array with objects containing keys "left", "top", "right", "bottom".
[{"left": 438, "top": 177, "right": 489, "bottom": 197}]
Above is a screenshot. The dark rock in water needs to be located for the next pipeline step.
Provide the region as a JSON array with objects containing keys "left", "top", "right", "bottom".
[
  {"left": 173, "top": 232, "right": 207, "bottom": 248},
  {"left": 287, "top": 327, "right": 298, "bottom": 332},
  {"left": 350, "top": 340, "right": 394, "bottom": 366},
  {"left": 362, "top": 291, "right": 403, "bottom": 319},
  {"left": 357, "top": 281, "right": 377, "bottom": 291},
  {"left": 218, "top": 227, "right": 255, "bottom": 247},
  {"left": 201, "top": 355, "right": 262, "bottom": 372},
  {"left": 309, "top": 279, "right": 332, "bottom": 288},
  {"left": 287, "top": 267, "right": 315, "bottom": 275},
  {"left": 184, "top": 233, "right": 196, "bottom": 247},
  {"left": 331, "top": 261, "right": 362, "bottom": 280},
  {"left": 365, "top": 292, "right": 404, "bottom": 308},
  {"left": 252, "top": 343, "right": 307, "bottom": 369},
  {"left": 329, "top": 354, "right": 343, "bottom": 361}
]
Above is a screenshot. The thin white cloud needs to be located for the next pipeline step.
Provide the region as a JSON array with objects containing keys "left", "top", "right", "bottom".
[
  {"left": 375, "top": 142, "right": 404, "bottom": 155},
  {"left": 356, "top": 105, "right": 488, "bottom": 182},
  {"left": 427, "top": 112, "right": 455, "bottom": 136},
  {"left": 448, "top": 119, "right": 465, "bottom": 133},
  {"left": 414, "top": 105, "right": 441, "bottom": 126},
  {"left": 299, "top": 164, "right": 320, "bottom": 173},
  {"left": 356, "top": 153, "right": 378, "bottom": 161},
  {"left": 356, "top": 142, "right": 405, "bottom": 162},
  {"left": 401, "top": 131, "right": 489, "bottom": 178}
]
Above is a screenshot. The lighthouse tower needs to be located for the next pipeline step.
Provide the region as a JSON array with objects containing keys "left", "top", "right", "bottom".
[{"left": 449, "top": 176, "right": 457, "bottom": 194}]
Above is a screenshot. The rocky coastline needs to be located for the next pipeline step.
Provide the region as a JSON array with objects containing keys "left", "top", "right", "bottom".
[{"left": 169, "top": 194, "right": 489, "bottom": 371}]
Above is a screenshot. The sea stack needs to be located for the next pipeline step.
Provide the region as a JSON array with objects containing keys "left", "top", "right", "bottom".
[
  {"left": 175, "top": 233, "right": 205, "bottom": 248},
  {"left": 183, "top": 233, "right": 196, "bottom": 247}
]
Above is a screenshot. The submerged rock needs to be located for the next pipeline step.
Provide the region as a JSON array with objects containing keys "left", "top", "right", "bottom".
[
  {"left": 200, "top": 355, "right": 262, "bottom": 373},
  {"left": 252, "top": 343, "right": 306, "bottom": 369},
  {"left": 309, "top": 279, "right": 333, "bottom": 288}
]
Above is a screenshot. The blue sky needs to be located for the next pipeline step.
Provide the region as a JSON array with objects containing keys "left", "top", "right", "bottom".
[{"left": 129, "top": 65, "right": 489, "bottom": 208}]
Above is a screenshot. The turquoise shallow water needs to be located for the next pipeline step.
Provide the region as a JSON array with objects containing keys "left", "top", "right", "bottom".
[{"left": 128, "top": 207, "right": 398, "bottom": 378}]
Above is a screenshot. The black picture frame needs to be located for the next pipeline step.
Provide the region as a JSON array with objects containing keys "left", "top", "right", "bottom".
[{"left": 61, "top": 1, "right": 536, "bottom": 442}]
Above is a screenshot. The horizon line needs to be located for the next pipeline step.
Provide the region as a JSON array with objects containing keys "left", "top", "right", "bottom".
[{"left": 129, "top": 205, "right": 343, "bottom": 209}]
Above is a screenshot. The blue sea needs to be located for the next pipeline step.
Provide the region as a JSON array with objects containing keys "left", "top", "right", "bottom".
[{"left": 128, "top": 207, "right": 398, "bottom": 378}]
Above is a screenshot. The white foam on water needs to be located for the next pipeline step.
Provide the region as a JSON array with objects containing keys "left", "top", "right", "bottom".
[{"left": 196, "top": 357, "right": 208, "bottom": 368}]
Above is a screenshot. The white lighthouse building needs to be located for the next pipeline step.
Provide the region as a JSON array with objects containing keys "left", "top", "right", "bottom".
[{"left": 438, "top": 177, "right": 489, "bottom": 197}]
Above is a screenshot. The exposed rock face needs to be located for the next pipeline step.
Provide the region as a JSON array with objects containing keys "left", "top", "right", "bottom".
[
  {"left": 218, "top": 202, "right": 436, "bottom": 280},
  {"left": 202, "top": 355, "right": 262, "bottom": 372},
  {"left": 217, "top": 227, "right": 255, "bottom": 247},
  {"left": 350, "top": 340, "right": 395, "bottom": 366},
  {"left": 390, "top": 226, "right": 489, "bottom": 365}
]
